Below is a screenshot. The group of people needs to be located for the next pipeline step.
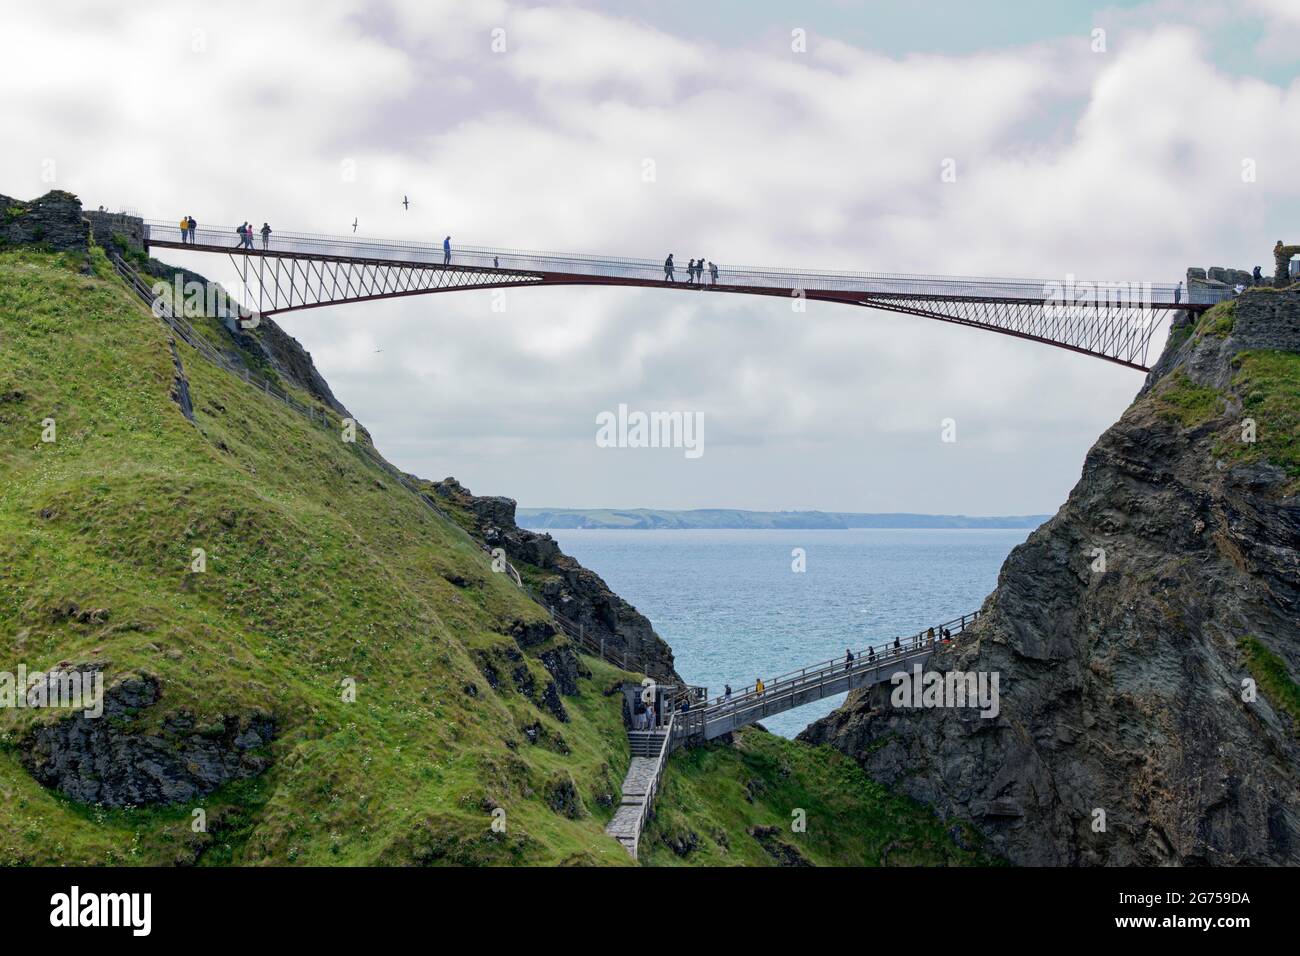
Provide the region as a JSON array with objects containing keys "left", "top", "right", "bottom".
[
  {"left": 234, "top": 221, "right": 273, "bottom": 250},
  {"left": 176, "top": 215, "right": 198, "bottom": 243},
  {"left": 632, "top": 696, "right": 658, "bottom": 731},
  {"left": 663, "top": 253, "right": 718, "bottom": 285},
  {"left": 705, "top": 625, "right": 962, "bottom": 711},
  {"left": 839, "top": 627, "right": 953, "bottom": 671}
]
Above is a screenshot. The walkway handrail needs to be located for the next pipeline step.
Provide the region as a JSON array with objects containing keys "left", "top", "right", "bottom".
[
  {"left": 546, "top": 605, "right": 681, "bottom": 685},
  {"left": 636, "top": 711, "right": 675, "bottom": 848},
  {"left": 142, "top": 219, "right": 1221, "bottom": 306},
  {"left": 702, "top": 611, "right": 978, "bottom": 712}
]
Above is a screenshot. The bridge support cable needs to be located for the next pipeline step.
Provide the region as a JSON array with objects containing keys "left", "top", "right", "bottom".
[
  {"left": 224, "top": 252, "right": 545, "bottom": 317},
  {"left": 858, "top": 296, "right": 1167, "bottom": 371}
]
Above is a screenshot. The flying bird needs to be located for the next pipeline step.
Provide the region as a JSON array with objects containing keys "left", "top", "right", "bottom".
[
  {"left": 402, "top": 195, "right": 410, "bottom": 210},
  {"left": 352, "top": 217, "right": 358, "bottom": 233}
]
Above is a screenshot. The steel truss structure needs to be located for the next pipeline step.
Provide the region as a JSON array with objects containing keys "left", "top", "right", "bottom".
[
  {"left": 228, "top": 252, "right": 544, "bottom": 317},
  {"left": 854, "top": 294, "right": 1163, "bottom": 371},
  {"left": 143, "top": 219, "right": 1221, "bottom": 371}
]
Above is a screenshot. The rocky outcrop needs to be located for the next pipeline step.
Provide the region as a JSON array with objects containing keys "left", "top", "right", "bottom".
[
  {"left": 803, "top": 290, "right": 1300, "bottom": 866},
  {"left": 540, "top": 645, "right": 591, "bottom": 696},
  {"left": 1, "top": 191, "right": 89, "bottom": 254},
  {"left": 431, "top": 477, "right": 681, "bottom": 682},
  {"left": 747, "top": 825, "right": 812, "bottom": 866},
  {"left": 167, "top": 340, "right": 195, "bottom": 422},
  {"left": 21, "top": 670, "right": 276, "bottom": 806}
]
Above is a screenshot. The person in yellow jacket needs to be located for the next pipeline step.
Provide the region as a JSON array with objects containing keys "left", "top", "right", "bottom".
[
  {"left": 179, "top": 216, "right": 189, "bottom": 243},
  {"left": 755, "top": 677, "right": 765, "bottom": 696}
]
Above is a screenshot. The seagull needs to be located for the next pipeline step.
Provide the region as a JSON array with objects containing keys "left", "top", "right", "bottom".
[
  {"left": 352, "top": 218, "right": 358, "bottom": 233},
  {"left": 402, "top": 195, "right": 410, "bottom": 210}
]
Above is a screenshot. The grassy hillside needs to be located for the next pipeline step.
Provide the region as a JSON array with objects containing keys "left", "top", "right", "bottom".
[
  {"left": 642, "top": 729, "right": 993, "bottom": 866},
  {"left": 0, "top": 244, "right": 980, "bottom": 866},
  {"left": 0, "top": 246, "right": 641, "bottom": 865}
]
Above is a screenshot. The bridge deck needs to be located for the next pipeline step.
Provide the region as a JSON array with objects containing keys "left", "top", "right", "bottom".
[
  {"left": 670, "top": 612, "right": 978, "bottom": 745},
  {"left": 697, "top": 645, "right": 935, "bottom": 739},
  {"left": 146, "top": 220, "right": 1222, "bottom": 307},
  {"left": 145, "top": 218, "right": 1231, "bottom": 370}
]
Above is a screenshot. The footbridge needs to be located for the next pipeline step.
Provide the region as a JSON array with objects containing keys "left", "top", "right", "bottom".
[
  {"left": 669, "top": 610, "right": 977, "bottom": 745},
  {"left": 602, "top": 611, "right": 979, "bottom": 857},
  {"left": 144, "top": 220, "right": 1230, "bottom": 371}
]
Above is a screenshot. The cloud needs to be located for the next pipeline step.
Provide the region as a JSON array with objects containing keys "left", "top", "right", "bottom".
[{"left": 2, "top": 1, "right": 1296, "bottom": 514}]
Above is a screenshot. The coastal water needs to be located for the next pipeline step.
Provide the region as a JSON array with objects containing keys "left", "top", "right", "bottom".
[{"left": 545, "top": 527, "right": 1034, "bottom": 738}]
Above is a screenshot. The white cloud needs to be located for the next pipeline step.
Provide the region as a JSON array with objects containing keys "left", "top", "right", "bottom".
[{"left": 2, "top": 1, "right": 1296, "bottom": 513}]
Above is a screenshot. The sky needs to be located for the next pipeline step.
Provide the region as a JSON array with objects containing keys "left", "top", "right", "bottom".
[{"left": 3, "top": 0, "right": 1299, "bottom": 514}]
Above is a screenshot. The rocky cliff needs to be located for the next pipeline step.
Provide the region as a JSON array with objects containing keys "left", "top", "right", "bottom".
[
  {"left": 428, "top": 477, "right": 681, "bottom": 683},
  {"left": 803, "top": 291, "right": 1300, "bottom": 865}
]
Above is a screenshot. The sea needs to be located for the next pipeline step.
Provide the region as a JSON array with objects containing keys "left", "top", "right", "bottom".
[{"left": 544, "top": 527, "right": 1035, "bottom": 737}]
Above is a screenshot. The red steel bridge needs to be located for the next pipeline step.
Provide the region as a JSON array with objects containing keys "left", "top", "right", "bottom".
[{"left": 144, "top": 220, "right": 1231, "bottom": 371}]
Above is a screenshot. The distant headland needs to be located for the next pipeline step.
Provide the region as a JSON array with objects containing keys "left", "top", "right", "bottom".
[{"left": 516, "top": 508, "right": 1051, "bottom": 530}]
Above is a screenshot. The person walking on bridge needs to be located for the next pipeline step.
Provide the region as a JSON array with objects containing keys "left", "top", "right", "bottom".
[
  {"left": 755, "top": 677, "right": 764, "bottom": 696},
  {"left": 1174, "top": 280, "right": 1182, "bottom": 304},
  {"left": 443, "top": 235, "right": 452, "bottom": 265},
  {"left": 893, "top": 636, "right": 901, "bottom": 653},
  {"left": 186, "top": 216, "right": 197, "bottom": 244},
  {"left": 845, "top": 648, "right": 854, "bottom": 672},
  {"left": 260, "top": 222, "right": 272, "bottom": 250},
  {"left": 178, "top": 215, "right": 189, "bottom": 244},
  {"left": 723, "top": 683, "right": 732, "bottom": 702},
  {"left": 664, "top": 253, "right": 675, "bottom": 282},
  {"left": 709, "top": 260, "right": 718, "bottom": 285},
  {"left": 234, "top": 222, "right": 248, "bottom": 249},
  {"left": 686, "top": 258, "right": 696, "bottom": 284}
]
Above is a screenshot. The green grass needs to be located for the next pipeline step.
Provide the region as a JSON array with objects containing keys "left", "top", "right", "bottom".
[
  {"left": 0, "top": 245, "right": 984, "bottom": 867},
  {"left": 1238, "top": 636, "right": 1300, "bottom": 732},
  {"left": 1227, "top": 350, "right": 1300, "bottom": 492},
  {"left": 1153, "top": 370, "right": 1223, "bottom": 428},
  {"left": 641, "top": 729, "right": 994, "bottom": 866},
  {"left": 1195, "top": 299, "right": 1235, "bottom": 339},
  {"left": 0, "top": 246, "right": 639, "bottom": 865}
]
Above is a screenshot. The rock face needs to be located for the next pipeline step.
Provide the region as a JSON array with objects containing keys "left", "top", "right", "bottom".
[
  {"left": 1, "top": 191, "right": 89, "bottom": 253},
  {"left": 803, "top": 291, "right": 1300, "bottom": 866},
  {"left": 432, "top": 478, "right": 681, "bottom": 682},
  {"left": 22, "top": 671, "right": 276, "bottom": 806}
]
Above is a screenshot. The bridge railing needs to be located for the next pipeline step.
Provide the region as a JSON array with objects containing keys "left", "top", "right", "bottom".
[
  {"left": 685, "top": 610, "right": 981, "bottom": 733},
  {"left": 142, "top": 219, "right": 1216, "bottom": 306},
  {"left": 636, "top": 711, "right": 676, "bottom": 850}
]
